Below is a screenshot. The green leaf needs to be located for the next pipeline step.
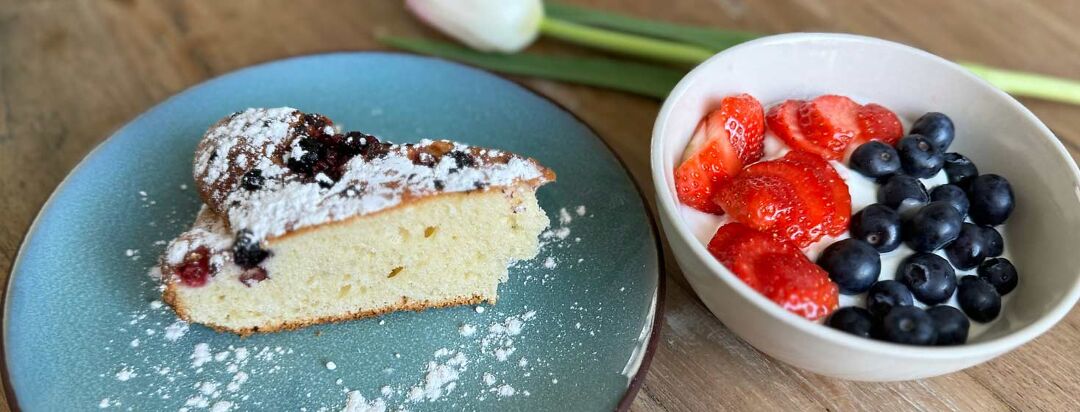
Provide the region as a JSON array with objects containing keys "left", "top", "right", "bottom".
[
  {"left": 545, "top": 2, "right": 761, "bottom": 51},
  {"left": 378, "top": 36, "right": 684, "bottom": 99}
]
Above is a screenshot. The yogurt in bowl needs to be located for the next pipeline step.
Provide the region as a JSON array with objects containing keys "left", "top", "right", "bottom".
[{"left": 651, "top": 33, "right": 1080, "bottom": 381}]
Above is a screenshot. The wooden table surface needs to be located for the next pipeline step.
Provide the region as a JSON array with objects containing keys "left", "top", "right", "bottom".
[{"left": 2, "top": 0, "right": 1079, "bottom": 410}]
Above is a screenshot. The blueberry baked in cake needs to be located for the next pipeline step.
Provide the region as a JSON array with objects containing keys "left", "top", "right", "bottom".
[{"left": 159, "top": 108, "right": 555, "bottom": 335}]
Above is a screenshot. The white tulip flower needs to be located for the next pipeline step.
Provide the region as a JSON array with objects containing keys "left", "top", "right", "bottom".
[{"left": 405, "top": 0, "right": 544, "bottom": 53}]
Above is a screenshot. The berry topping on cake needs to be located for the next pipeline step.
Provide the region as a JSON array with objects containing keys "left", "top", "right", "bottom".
[
  {"left": 674, "top": 94, "right": 765, "bottom": 213},
  {"left": 176, "top": 247, "right": 212, "bottom": 288},
  {"left": 232, "top": 229, "right": 270, "bottom": 269},
  {"left": 241, "top": 169, "right": 265, "bottom": 191},
  {"left": 707, "top": 223, "right": 838, "bottom": 320}
]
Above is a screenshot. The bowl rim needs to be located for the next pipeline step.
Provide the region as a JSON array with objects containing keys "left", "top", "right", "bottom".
[{"left": 650, "top": 32, "right": 1080, "bottom": 359}]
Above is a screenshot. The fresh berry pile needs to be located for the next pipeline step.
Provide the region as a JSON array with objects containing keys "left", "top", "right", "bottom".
[
  {"left": 679, "top": 94, "right": 901, "bottom": 320},
  {"left": 674, "top": 93, "right": 1020, "bottom": 342},
  {"left": 824, "top": 112, "right": 1019, "bottom": 346}
]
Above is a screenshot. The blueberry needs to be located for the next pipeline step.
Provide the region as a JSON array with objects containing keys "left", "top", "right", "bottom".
[
  {"left": 241, "top": 169, "right": 265, "bottom": 191},
  {"left": 817, "top": 239, "right": 881, "bottom": 294},
  {"left": 910, "top": 112, "right": 955, "bottom": 151},
  {"left": 957, "top": 276, "right": 1002, "bottom": 322},
  {"left": 233, "top": 229, "right": 271, "bottom": 269},
  {"left": 449, "top": 151, "right": 477, "bottom": 169},
  {"left": 866, "top": 280, "right": 914, "bottom": 319},
  {"left": 878, "top": 174, "right": 929, "bottom": 211},
  {"left": 978, "top": 257, "right": 1018, "bottom": 295},
  {"left": 966, "top": 174, "right": 1014, "bottom": 226},
  {"left": 849, "top": 141, "right": 901, "bottom": 178},
  {"left": 904, "top": 201, "right": 963, "bottom": 252},
  {"left": 850, "top": 204, "right": 902, "bottom": 253},
  {"left": 880, "top": 306, "right": 937, "bottom": 345},
  {"left": 341, "top": 131, "right": 379, "bottom": 157},
  {"left": 897, "top": 252, "right": 957, "bottom": 305},
  {"left": 945, "top": 223, "right": 989, "bottom": 270},
  {"left": 827, "top": 307, "right": 875, "bottom": 338},
  {"left": 929, "top": 184, "right": 969, "bottom": 217},
  {"left": 896, "top": 134, "right": 945, "bottom": 178},
  {"left": 981, "top": 226, "right": 1004, "bottom": 257},
  {"left": 927, "top": 305, "right": 970, "bottom": 346},
  {"left": 286, "top": 137, "right": 325, "bottom": 174},
  {"left": 943, "top": 153, "right": 979, "bottom": 187}
]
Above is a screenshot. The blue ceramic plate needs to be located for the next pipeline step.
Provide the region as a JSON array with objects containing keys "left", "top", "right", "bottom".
[{"left": 3, "top": 53, "right": 662, "bottom": 411}]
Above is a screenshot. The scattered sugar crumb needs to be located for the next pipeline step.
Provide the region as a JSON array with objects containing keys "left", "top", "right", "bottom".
[
  {"left": 459, "top": 324, "right": 477, "bottom": 336},
  {"left": 542, "top": 257, "right": 556, "bottom": 269},
  {"left": 576, "top": 205, "right": 586, "bottom": 216},
  {"left": 149, "top": 300, "right": 163, "bottom": 309},
  {"left": 209, "top": 400, "right": 233, "bottom": 412},
  {"left": 115, "top": 366, "right": 136, "bottom": 381},
  {"left": 164, "top": 320, "right": 189, "bottom": 341},
  {"left": 558, "top": 208, "right": 573, "bottom": 225},
  {"left": 191, "top": 343, "right": 212, "bottom": 368},
  {"left": 326, "top": 361, "right": 337, "bottom": 370},
  {"left": 495, "top": 384, "right": 516, "bottom": 397},
  {"left": 474, "top": 306, "right": 485, "bottom": 314},
  {"left": 129, "top": 338, "right": 140, "bottom": 348},
  {"left": 125, "top": 249, "right": 138, "bottom": 257},
  {"left": 482, "top": 373, "right": 496, "bottom": 386},
  {"left": 180, "top": 184, "right": 188, "bottom": 190}
]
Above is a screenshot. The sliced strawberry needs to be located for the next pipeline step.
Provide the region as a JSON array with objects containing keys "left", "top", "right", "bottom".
[
  {"left": 714, "top": 173, "right": 810, "bottom": 244},
  {"left": 707, "top": 223, "right": 838, "bottom": 320},
  {"left": 675, "top": 94, "right": 765, "bottom": 214},
  {"left": 745, "top": 158, "right": 834, "bottom": 246},
  {"left": 754, "top": 252, "right": 839, "bottom": 320},
  {"left": 797, "top": 95, "right": 860, "bottom": 158},
  {"left": 674, "top": 122, "right": 738, "bottom": 214},
  {"left": 776, "top": 151, "right": 851, "bottom": 235},
  {"left": 706, "top": 222, "right": 773, "bottom": 290},
  {"left": 704, "top": 94, "right": 765, "bottom": 165},
  {"left": 767, "top": 100, "right": 837, "bottom": 160},
  {"left": 855, "top": 103, "right": 903, "bottom": 145}
]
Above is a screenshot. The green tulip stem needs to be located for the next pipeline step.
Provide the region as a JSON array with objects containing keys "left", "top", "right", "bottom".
[
  {"left": 961, "top": 62, "right": 1080, "bottom": 105},
  {"left": 539, "top": 17, "right": 714, "bottom": 65}
]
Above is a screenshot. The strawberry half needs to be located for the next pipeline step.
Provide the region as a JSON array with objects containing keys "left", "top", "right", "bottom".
[
  {"left": 775, "top": 151, "right": 851, "bottom": 236},
  {"left": 767, "top": 100, "right": 837, "bottom": 160},
  {"left": 754, "top": 252, "right": 839, "bottom": 320},
  {"left": 675, "top": 94, "right": 765, "bottom": 214},
  {"left": 714, "top": 173, "right": 809, "bottom": 243},
  {"left": 707, "top": 94, "right": 765, "bottom": 165},
  {"left": 745, "top": 157, "right": 834, "bottom": 246},
  {"left": 855, "top": 103, "right": 904, "bottom": 145},
  {"left": 707, "top": 223, "right": 838, "bottom": 320},
  {"left": 797, "top": 95, "right": 860, "bottom": 158},
  {"left": 716, "top": 151, "right": 850, "bottom": 247}
]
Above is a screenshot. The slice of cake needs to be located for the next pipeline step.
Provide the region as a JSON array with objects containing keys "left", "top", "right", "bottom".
[{"left": 159, "top": 108, "right": 554, "bottom": 335}]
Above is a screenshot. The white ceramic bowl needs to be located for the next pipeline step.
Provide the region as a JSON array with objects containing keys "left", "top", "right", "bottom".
[{"left": 651, "top": 33, "right": 1080, "bottom": 381}]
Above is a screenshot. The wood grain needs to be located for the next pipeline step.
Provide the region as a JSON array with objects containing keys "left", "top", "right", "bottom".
[{"left": 1, "top": 0, "right": 1079, "bottom": 410}]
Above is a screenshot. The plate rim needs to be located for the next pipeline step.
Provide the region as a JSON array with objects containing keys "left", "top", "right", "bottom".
[{"left": 0, "top": 51, "right": 667, "bottom": 411}]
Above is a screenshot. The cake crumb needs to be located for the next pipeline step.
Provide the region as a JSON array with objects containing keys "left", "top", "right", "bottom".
[
  {"left": 115, "top": 366, "right": 136, "bottom": 381},
  {"left": 558, "top": 208, "right": 573, "bottom": 225},
  {"left": 459, "top": 324, "right": 477, "bottom": 336}
]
